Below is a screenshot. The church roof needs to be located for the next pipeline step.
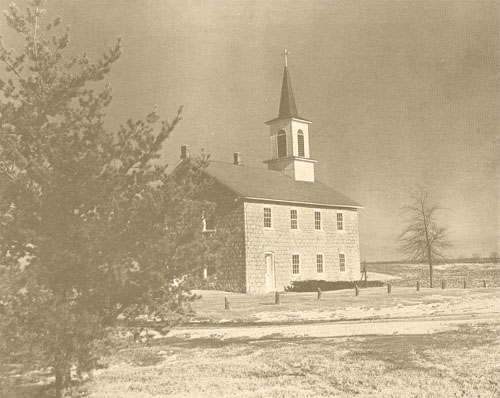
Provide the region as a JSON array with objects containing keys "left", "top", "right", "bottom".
[{"left": 202, "top": 161, "right": 362, "bottom": 208}]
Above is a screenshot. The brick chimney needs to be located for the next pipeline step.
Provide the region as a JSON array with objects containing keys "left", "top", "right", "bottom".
[
  {"left": 233, "top": 152, "right": 243, "bottom": 165},
  {"left": 180, "top": 145, "right": 190, "bottom": 160}
]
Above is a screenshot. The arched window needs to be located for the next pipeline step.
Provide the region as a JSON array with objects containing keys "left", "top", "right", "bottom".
[
  {"left": 297, "top": 129, "right": 305, "bottom": 157},
  {"left": 277, "top": 130, "right": 287, "bottom": 158}
]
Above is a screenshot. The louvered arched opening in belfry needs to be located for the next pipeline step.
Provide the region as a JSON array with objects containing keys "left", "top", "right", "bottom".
[
  {"left": 297, "top": 129, "right": 305, "bottom": 157},
  {"left": 277, "top": 129, "right": 287, "bottom": 158}
]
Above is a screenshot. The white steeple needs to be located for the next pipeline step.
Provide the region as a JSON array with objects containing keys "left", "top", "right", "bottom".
[{"left": 263, "top": 51, "right": 316, "bottom": 182}]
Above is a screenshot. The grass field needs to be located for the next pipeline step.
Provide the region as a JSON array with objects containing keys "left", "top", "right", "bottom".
[
  {"left": 367, "top": 262, "right": 500, "bottom": 288},
  {"left": 187, "top": 287, "right": 499, "bottom": 324},
  {"left": 3, "top": 263, "right": 500, "bottom": 397},
  {"left": 85, "top": 322, "right": 500, "bottom": 398}
]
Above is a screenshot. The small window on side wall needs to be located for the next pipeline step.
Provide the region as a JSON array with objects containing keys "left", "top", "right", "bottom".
[{"left": 202, "top": 210, "right": 215, "bottom": 232}]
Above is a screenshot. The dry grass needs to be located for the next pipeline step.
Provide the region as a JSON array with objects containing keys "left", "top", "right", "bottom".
[
  {"left": 84, "top": 322, "right": 500, "bottom": 398},
  {"left": 368, "top": 262, "right": 500, "bottom": 288},
  {"left": 187, "top": 287, "right": 500, "bottom": 324}
]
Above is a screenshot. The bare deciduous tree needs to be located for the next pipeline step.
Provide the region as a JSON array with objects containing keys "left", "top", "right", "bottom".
[{"left": 398, "top": 187, "right": 450, "bottom": 288}]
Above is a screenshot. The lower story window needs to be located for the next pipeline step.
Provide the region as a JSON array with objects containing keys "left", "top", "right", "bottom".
[
  {"left": 317, "top": 254, "right": 324, "bottom": 273},
  {"left": 292, "top": 254, "right": 300, "bottom": 275},
  {"left": 339, "top": 253, "right": 346, "bottom": 272}
]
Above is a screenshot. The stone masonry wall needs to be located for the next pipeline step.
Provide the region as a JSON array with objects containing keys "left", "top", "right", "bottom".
[
  {"left": 244, "top": 201, "right": 361, "bottom": 293},
  {"left": 215, "top": 201, "right": 246, "bottom": 292}
]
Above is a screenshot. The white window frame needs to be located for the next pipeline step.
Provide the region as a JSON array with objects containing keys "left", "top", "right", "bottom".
[
  {"left": 339, "top": 252, "right": 346, "bottom": 272},
  {"left": 201, "top": 210, "right": 216, "bottom": 233},
  {"left": 263, "top": 206, "right": 272, "bottom": 229},
  {"left": 290, "top": 208, "right": 298, "bottom": 230},
  {"left": 316, "top": 253, "right": 324, "bottom": 274},
  {"left": 336, "top": 211, "right": 344, "bottom": 231},
  {"left": 292, "top": 253, "right": 300, "bottom": 275},
  {"left": 314, "top": 210, "right": 322, "bottom": 231}
]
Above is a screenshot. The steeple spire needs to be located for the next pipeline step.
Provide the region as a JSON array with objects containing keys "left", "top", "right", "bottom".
[
  {"left": 278, "top": 49, "right": 298, "bottom": 119},
  {"left": 264, "top": 50, "right": 316, "bottom": 182}
]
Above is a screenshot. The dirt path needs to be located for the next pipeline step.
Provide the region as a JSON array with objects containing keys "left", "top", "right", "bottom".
[{"left": 167, "top": 313, "right": 500, "bottom": 341}]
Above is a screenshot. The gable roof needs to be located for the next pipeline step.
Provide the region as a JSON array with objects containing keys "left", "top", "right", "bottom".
[{"left": 202, "top": 161, "right": 362, "bottom": 208}]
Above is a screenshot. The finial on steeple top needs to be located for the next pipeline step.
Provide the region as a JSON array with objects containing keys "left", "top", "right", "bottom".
[{"left": 282, "top": 48, "right": 290, "bottom": 68}]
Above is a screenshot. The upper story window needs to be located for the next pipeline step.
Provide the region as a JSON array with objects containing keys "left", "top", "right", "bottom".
[
  {"left": 314, "top": 210, "right": 321, "bottom": 230},
  {"left": 292, "top": 254, "right": 300, "bottom": 275},
  {"left": 297, "top": 129, "right": 305, "bottom": 157},
  {"left": 316, "top": 254, "right": 324, "bottom": 273},
  {"left": 202, "top": 210, "right": 215, "bottom": 232},
  {"left": 290, "top": 209, "right": 298, "bottom": 229},
  {"left": 264, "top": 207, "right": 272, "bottom": 228},
  {"left": 339, "top": 253, "right": 346, "bottom": 272},
  {"left": 277, "top": 130, "right": 287, "bottom": 158},
  {"left": 337, "top": 212, "right": 344, "bottom": 231}
]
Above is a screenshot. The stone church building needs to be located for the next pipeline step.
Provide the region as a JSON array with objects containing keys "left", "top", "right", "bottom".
[{"left": 178, "top": 60, "right": 362, "bottom": 293}]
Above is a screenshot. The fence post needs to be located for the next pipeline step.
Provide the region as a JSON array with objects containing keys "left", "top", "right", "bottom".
[
  {"left": 355, "top": 285, "right": 359, "bottom": 296},
  {"left": 317, "top": 287, "right": 322, "bottom": 300},
  {"left": 387, "top": 283, "right": 391, "bottom": 294},
  {"left": 463, "top": 280, "right": 467, "bottom": 289},
  {"left": 483, "top": 280, "right": 487, "bottom": 288},
  {"left": 224, "top": 296, "right": 230, "bottom": 310},
  {"left": 441, "top": 280, "right": 445, "bottom": 290},
  {"left": 275, "top": 291, "right": 280, "bottom": 304},
  {"left": 416, "top": 281, "right": 420, "bottom": 291}
]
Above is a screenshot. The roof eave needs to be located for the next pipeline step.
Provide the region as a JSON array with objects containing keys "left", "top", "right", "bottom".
[
  {"left": 244, "top": 196, "right": 364, "bottom": 209},
  {"left": 265, "top": 116, "right": 313, "bottom": 125}
]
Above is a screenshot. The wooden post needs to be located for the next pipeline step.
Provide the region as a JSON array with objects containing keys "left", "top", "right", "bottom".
[
  {"left": 416, "top": 281, "right": 420, "bottom": 291},
  {"left": 441, "top": 280, "right": 445, "bottom": 290},
  {"left": 224, "top": 296, "right": 230, "bottom": 310},
  {"left": 463, "top": 280, "right": 467, "bottom": 289},
  {"left": 483, "top": 280, "right": 486, "bottom": 288},
  {"left": 355, "top": 285, "right": 359, "bottom": 296},
  {"left": 387, "top": 283, "right": 391, "bottom": 294},
  {"left": 274, "top": 291, "right": 280, "bottom": 304},
  {"left": 317, "top": 287, "right": 322, "bottom": 300}
]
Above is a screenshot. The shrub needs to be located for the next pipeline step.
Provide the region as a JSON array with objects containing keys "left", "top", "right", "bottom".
[{"left": 285, "top": 280, "right": 384, "bottom": 292}]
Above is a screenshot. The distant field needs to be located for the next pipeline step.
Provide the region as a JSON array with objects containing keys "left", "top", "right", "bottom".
[{"left": 367, "top": 262, "right": 500, "bottom": 288}]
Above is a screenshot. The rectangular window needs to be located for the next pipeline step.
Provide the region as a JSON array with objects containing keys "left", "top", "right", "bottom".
[
  {"left": 314, "top": 210, "right": 321, "bottom": 230},
  {"left": 317, "top": 254, "right": 324, "bottom": 274},
  {"left": 292, "top": 254, "right": 300, "bottom": 275},
  {"left": 339, "top": 253, "right": 346, "bottom": 272},
  {"left": 290, "top": 209, "right": 298, "bottom": 229},
  {"left": 202, "top": 210, "right": 215, "bottom": 232},
  {"left": 337, "top": 212, "right": 343, "bottom": 230},
  {"left": 264, "top": 207, "right": 272, "bottom": 228}
]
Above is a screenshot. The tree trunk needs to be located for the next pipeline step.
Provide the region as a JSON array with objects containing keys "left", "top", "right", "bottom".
[
  {"left": 429, "top": 257, "right": 433, "bottom": 288},
  {"left": 55, "top": 365, "right": 72, "bottom": 398}
]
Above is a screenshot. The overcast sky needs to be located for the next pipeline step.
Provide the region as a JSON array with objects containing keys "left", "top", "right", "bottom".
[{"left": 1, "top": 0, "right": 498, "bottom": 261}]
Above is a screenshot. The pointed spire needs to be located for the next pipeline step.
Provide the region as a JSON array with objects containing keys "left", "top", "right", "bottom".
[{"left": 278, "top": 66, "right": 299, "bottom": 119}]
